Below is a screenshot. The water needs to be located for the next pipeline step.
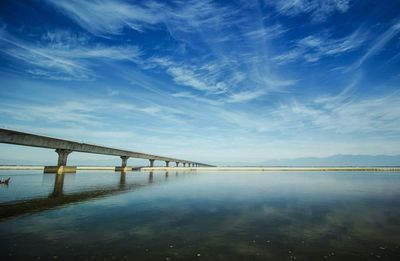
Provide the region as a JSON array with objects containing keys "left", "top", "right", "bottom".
[{"left": 0, "top": 170, "right": 399, "bottom": 260}]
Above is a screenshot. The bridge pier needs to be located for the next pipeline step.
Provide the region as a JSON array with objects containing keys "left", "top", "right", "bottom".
[
  {"left": 115, "top": 156, "right": 131, "bottom": 172},
  {"left": 183, "top": 163, "right": 186, "bottom": 167},
  {"left": 149, "top": 159, "right": 155, "bottom": 167},
  {"left": 44, "top": 149, "right": 76, "bottom": 174},
  {"left": 176, "top": 162, "right": 179, "bottom": 167},
  {"left": 165, "top": 161, "right": 170, "bottom": 167}
]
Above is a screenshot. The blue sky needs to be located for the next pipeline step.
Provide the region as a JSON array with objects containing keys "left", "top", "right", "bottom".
[{"left": 0, "top": 0, "right": 400, "bottom": 166}]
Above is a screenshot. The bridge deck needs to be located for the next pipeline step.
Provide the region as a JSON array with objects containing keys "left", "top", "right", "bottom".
[{"left": 0, "top": 128, "right": 209, "bottom": 165}]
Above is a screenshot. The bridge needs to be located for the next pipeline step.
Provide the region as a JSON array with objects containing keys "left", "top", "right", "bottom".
[{"left": 0, "top": 128, "right": 213, "bottom": 173}]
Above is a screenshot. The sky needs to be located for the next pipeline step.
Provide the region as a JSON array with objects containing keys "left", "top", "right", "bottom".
[{"left": 0, "top": 0, "right": 400, "bottom": 166}]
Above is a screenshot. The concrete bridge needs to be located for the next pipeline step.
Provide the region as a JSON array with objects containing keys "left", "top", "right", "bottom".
[{"left": 0, "top": 128, "right": 213, "bottom": 173}]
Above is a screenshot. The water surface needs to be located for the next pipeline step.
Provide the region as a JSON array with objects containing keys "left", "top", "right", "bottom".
[{"left": 0, "top": 171, "right": 399, "bottom": 260}]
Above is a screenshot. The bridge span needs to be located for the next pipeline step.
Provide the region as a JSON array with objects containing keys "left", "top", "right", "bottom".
[{"left": 0, "top": 128, "right": 213, "bottom": 173}]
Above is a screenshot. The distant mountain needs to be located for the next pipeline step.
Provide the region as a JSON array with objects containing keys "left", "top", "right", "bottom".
[
  {"left": 211, "top": 154, "right": 400, "bottom": 167},
  {"left": 257, "top": 154, "right": 400, "bottom": 167}
]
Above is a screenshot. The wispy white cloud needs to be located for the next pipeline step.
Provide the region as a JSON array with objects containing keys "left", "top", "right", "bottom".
[
  {"left": 0, "top": 100, "right": 105, "bottom": 126},
  {"left": 314, "top": 74, "right": 359, "bottom": 108},
  {"left": 226, "top": 90, "right": 267, "bottom": 103},
  {"left": 267, "top": 0, "right": 352, "bottom": 22},
  {"left": 41, "top": 0, "right": 296, "bottom": 102},
  {"left": 164, "top": 0, "right": 239, "bottom": 34},
  {"left": 270, "top": 90, "right": 400, "bottom": 134},
  {"left": 0, "top": 29, "right": 141, "bottom": 80},
  {"left": 351, "top": 20, "right": 400, "bottom": 70},
  {"left": 0, "top": 94, "right": 192, "bottom": 131},
  {"left": 167, "top": 66, "right": 225, "bottom": 93},
  {"left": 147, "top": 56, "right": 234, "bottom": 95},
  {"left": 171, "top": 92, "right": 222, "bottom": 106},
  {"left": 45, "top": 0, "right": 238, "bottom": 37},
  {"left": 147, "top": 54, "right": 297, "bottom": 101},
  {"left": 241, "top": 24, "right": 288, "bottom": 41},
  {"left": 114, "top": 102, "right": 188, "bottom": 125},
  {"left": 198, "top": 72, "right": 400, "bottom": 137},
  {"left": 272, "top": 29, "right": 367, "bottom": 64},
  {"left": 44, "top": 0, "right": 163, "bottom": 36}
]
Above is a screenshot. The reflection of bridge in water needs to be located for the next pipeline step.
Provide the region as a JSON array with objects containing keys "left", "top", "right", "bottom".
[{"left": 0, "top": 171, "right": 191, "bottom": 221}]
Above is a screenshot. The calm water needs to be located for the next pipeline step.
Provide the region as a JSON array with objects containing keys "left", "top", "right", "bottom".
[{"left": 0, "top": 170, "right": 399, "bottom": 260}]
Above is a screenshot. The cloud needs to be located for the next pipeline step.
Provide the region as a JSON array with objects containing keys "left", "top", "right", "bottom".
[
  {"left": 42, "top": 0, "right": 296, "bottom": 102},
  {"left": 314, "top": 74, "right": 359, "bottom": 108},
  {"left": 0, "top": 100, "right": 105, "bottom": 126},
  {"left": 226, "top": 90, "right": 267, "bottom": 103},
  {"left": 146, "top": 56, "right": 233, "bottom": 95},
  {"left": 241, "top": 24, "right": 288, "bottom": 41},
  {"left": 168, "top": 67, "right": 219, "bottom": 92},
  {"left": 272, "top": 29, "right": 367, "bottom": 64},
  {"left": 0, "top": 94, "right": 193, "bottom": 132},
  {"left": 0, "top": 29, "right": 141, "bottom": 80},
  {"left": 351, "top": 20, "right": 400, "bottom": 70},
  {"left": 45, "top": 0, "right": 238, "bottom": 37},
  {"left": 171, "top": 92, "right": 223, "bottom": 106},
  {"left": 147, "top": 55, "right": 297, "bottom": 101},
  {"left": 45, "top": 0, "right": 163, "bottom": 36},
  {"left": 163, "top": 0, "right": 239, "bottom": 33},
  {"left": 115, "top": 102, "right": 187, "bottom": 125},
  {"left": 267, "top": 0, "right": 352, "bottom": 22},
  {"left": 271, "top": 90, "right": 400, "bottom": 134}
]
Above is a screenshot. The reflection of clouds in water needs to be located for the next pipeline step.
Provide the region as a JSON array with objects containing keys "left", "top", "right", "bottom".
[{"left": 0, "top": 171, "right": 400, "bottom": 259}]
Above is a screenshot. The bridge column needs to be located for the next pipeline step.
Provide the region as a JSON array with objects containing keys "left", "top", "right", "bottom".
[
  {"left": 149, "top": 159, "right": 155, "bottom": 167},
  {"left": 115, "top": 156, "right": 130, "bottom": 172},
  {"left": 183, "top": 163, "right": 186, "bottom": 167},
  {"left": 165, "top": 161, "right": 170, "bottom": 167},
  {"left": 44, "top": 149, "right": 76, "bottom": 174},
  {"left": 56, "top": 149, "right": 72, "bottom": 166},
  {"left": 176, "top": 162, "right": 179, "bottom": 167}
]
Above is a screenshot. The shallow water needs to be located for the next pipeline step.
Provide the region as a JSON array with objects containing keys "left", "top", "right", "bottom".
[{"left": 0, "top": 170, "right": 399, "bottom": 260}]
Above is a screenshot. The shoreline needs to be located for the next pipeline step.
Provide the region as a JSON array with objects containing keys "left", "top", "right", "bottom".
[{"left": 0, "top": 166, "right": 399, "bottom": 172}]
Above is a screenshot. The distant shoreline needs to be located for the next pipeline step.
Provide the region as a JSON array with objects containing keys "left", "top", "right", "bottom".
[{"left": 0, "top": 166, "right": 399, "bottom": 172}]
